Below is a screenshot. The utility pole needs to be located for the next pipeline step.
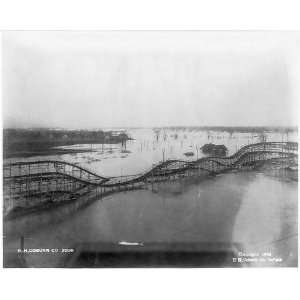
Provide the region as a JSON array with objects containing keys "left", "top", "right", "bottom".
[{"left": 196, "top": 145, "right": 199, "bottom": 159}]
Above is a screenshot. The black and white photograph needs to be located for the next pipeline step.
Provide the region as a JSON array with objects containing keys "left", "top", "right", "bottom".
[{"left": 1, "top": 31, "right": 299, "bottom": 268}]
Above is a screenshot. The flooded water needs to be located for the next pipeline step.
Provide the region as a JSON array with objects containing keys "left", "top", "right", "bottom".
[
  {"left": 3, "top": 128, "right": 298, "bottom": 267},
  {"left": 4, "top": 172, "right": 297, "bottom": 267},
  {"left": 4, "top": 128, "right": 298, "bottom": 177}
]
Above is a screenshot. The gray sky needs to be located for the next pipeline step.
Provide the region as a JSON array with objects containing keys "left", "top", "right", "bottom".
[{"left": 2, "top": 31, "right": 299, "bottom": 128}]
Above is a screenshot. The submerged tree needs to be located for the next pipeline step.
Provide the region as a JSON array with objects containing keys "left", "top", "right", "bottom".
[{"left": 200, "top": 143, "right": 228, "bottom": 156}]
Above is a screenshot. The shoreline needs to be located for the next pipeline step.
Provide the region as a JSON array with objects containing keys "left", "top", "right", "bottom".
[
  {"left": 3, "top": 148, "right": 98, "bottom": 159},
  {"left": 3, "top": 140, "right": 133, "bottom": 159}
]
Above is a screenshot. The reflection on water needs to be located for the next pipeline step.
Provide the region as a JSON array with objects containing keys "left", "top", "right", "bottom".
[
  {"left": 233, "top": 173, "right": 298, "bottom": 266},
  {"left": 4, "top": 172, "right": 297, "bottom": 267}
]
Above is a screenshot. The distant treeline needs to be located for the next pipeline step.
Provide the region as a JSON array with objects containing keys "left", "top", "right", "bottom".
[
  {"left": 4, "top": 128, "right": 130, "bottom": 143},
  {"left": 201, "top": 143, "right": 228, "bottom": 156},
  {"left": 3, "top": 128, "right": 130, "bottom": 158},
  {"left": 154, "top": 126, "right": 298, "bottom": 133}
]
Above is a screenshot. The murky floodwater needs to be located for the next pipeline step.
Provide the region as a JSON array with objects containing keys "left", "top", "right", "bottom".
[
  {"left": 4, "top": 172, "right": 297, "bottom": 267},
  {"left": 4, "top": 128, "right": 298, "bottom": 177},
  {"left": 3, "top": 129, "right": 298, "bottom": 267}
]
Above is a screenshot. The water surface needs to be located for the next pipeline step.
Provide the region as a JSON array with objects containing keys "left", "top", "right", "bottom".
[{"left": 4, "top": 172, "right": 297, "bottom": 267}]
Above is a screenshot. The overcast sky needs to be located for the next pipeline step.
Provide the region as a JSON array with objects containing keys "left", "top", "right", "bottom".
[{"left": 2, "top": 31, "right": 299, "bottom": 128}]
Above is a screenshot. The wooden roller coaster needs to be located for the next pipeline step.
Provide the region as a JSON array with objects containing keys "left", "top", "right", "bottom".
[{"left": 3, "top": 142, "right": 298, "bottom": 216}]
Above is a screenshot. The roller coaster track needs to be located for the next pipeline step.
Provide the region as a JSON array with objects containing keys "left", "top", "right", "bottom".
[{"left": 3, "top": 142, "right": 298, "bottom": 209}]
